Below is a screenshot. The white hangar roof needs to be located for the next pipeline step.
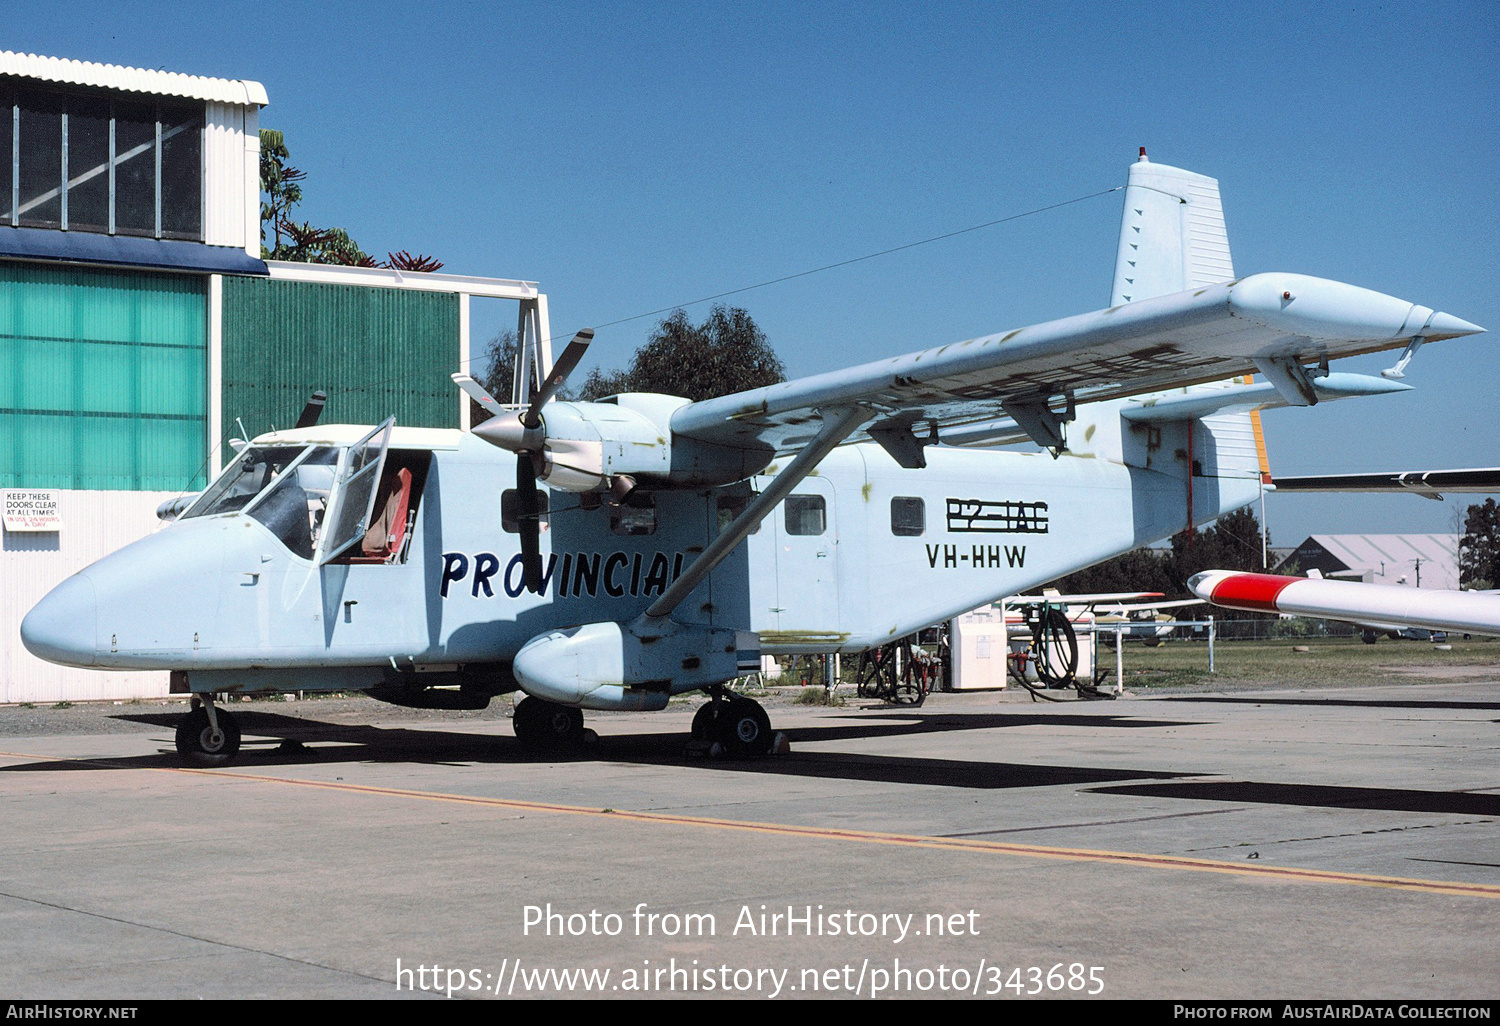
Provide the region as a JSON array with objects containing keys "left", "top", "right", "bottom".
[{"left": 0, "top": 50, "right": 267, "bottom": 107}]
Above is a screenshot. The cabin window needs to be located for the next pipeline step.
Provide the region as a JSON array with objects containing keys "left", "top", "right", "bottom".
[
  {"left": 784, "top": 494, "right": 825, "bottom": 536},
  {"left": 891, "top": 496, "right": 925, "bottom": 536},
  {"left": 181, "top": 444, "right": 339, "bottom": 559},
  {"left": 501, "top": 489, "right": 550, "bottom": 532},
  {"left": 716, "top": 493, "right": 760, "bottom": 535},
  {"left": 611, "top": 493, "right": 656, "bottom": 536}
]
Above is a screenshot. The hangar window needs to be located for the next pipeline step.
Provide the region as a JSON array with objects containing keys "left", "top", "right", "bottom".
[
  {"left": 0, "top": 86, "right": 10, "bottom": 223},
  {"left": 784, "top": 494, "right": 825, "bottom": 536},
  {"left": 3, "top": 87, "right": 202, "bottom": 240},
  {"left": 890, "top": 496, "right": 925, "bottom": 536}
]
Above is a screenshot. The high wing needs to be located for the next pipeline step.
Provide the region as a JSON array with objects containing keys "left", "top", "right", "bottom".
[
  {"left": 1271, "top": 468, "right": 1500, "bottom": 501},
  {"left": 669, "top": 273, "right": 1482, "bottom": 457},
  {"left": 1190, "top": 571, "right": 1500, "bottom": 638}
]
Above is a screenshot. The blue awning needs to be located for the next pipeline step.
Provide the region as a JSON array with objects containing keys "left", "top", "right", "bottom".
[{"left": 0, "top": 226, "right": 268, "bottom": 276}]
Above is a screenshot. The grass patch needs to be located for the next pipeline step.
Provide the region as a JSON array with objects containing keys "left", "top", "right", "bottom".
[
  {"left": 1115, "top": 636, "right": 1500, "bottom": 688},
  {"left": 51, "top": 701, "right": 73, "bottom": 709},
  {"left": 795, "top": 687, "right": 844, "bottom": 706}
]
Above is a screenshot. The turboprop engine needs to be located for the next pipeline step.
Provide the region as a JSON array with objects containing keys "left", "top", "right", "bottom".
[
  {"left": 511, "top": 619, "right": 761, "bottom": 711},
  {"left": 473, "top": 394, "right": 677, "bottom": 492},
  {"left": 452, "top": 331, "right": 772, "bottom": 595}
]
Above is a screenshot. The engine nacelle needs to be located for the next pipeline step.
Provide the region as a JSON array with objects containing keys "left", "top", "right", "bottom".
[
  {"left": 512, "top": 618, "right": 760, "bottom": 710},
  {"left": 473, "top": 393, "right": 773, "bottom": 493}
]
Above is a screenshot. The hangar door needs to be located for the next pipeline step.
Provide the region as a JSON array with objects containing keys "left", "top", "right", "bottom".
[{"left": 0, "top": 263, "right": 207, "bottom": 491}]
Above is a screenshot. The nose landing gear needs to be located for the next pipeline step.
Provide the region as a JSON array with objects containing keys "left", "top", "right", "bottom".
[{"left": 175, "top": 697, "right": 242, "bottom": 767}]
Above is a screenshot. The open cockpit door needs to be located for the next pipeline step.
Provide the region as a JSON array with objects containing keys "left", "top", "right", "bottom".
[{"left": 317, "top": 418, "right": 395, "bottom": 565}]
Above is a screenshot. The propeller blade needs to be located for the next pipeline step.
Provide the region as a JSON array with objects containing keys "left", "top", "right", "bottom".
[
  {"left": 452, "top": 373, "right": 507, "bottom": 418},
  {"left": 516, "top": 453, "right": 544, "bottom": 594},
  {"left": 523, "top": 329, "right": 593, "bottom": 428},
  {"left": 295, "top": 390, "right": 327, "bottom": 429}
]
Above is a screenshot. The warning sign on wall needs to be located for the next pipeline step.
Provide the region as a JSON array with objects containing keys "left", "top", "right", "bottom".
[{"left": 3, "top": 491, "right": 62, "bottom": 532}]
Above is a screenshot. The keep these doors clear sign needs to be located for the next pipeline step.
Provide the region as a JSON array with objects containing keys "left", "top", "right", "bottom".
[{"left": 2, "top": 491, "right": 62, "bottom": 532}]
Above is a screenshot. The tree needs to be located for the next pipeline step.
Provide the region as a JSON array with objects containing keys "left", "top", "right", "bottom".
[
  {"left": 1047, "top": 506, "right": 1269, "bottom": 599},
  {"left": 480, "top": 330, "right": 521, "bottom": 408},
  {"left": 258, "top": 130, "right": 304, "bottom": 258},
  {"left": 577, "top": 305, "right": 786, "bottom": 401},
  {"left": 1167, "top": 506, "right": 1269, "bottom": 585},
  {"left": 1460, "top": 498, "right": 1500, "bottom": 590},
  {"left": 258, "top": 129, "right": 442, "bottom": 271}
]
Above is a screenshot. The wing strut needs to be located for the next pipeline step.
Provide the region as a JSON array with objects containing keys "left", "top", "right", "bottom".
[{"left": 643, "top": 405, "right": 868, "bottom": 621}]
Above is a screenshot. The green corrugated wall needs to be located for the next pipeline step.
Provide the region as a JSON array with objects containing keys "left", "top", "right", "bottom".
[
  {"left": 0, "top": 263, "right": 208, "bottom": 490},
  {"left": 221, "top": 277, "right": 459, "bottom": 447}
]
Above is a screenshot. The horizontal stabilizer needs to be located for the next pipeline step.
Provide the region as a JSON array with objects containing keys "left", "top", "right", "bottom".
[{"left": 1271, "top": 467, "right": 1500, "bottom": 497}]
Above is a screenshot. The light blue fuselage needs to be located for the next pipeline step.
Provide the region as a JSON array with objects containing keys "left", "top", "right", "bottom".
[{"left": 21, "top": 426, "right": 1254, "bottom": 697}]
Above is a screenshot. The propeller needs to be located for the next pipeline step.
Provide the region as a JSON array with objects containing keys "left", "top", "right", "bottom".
[
  {"left": 451, "top": 329, "right": 594, "bottom": 594},
  {"left": 295, "top": 390, "right": 328, "bottom": 429}
]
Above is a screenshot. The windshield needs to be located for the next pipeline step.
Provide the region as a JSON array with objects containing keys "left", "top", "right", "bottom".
[
  {"left": 183, "top": 446, "right": 310, "bottom": 519},
  {"left": 183, "top": 445, "right": 341, "bottom": 559}
]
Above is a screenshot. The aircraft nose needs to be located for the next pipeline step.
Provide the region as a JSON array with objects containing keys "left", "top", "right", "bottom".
[{"left": 20, "top": 574, "right": 98, "bottom": 667}]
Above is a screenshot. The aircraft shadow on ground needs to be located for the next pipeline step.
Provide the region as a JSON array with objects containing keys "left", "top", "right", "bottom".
[
  {"left": 1161, "top": 695, "right": 1500, "bottom": 712},
  {"left": 0, "top": 708, "right": 1207, "bottom": 791},
  {"left": 1086, "top": 781, "right": 1500, "bottom": 817},
  {"left": 3, "top": 710, "right": 1492, "bottom": 812}
]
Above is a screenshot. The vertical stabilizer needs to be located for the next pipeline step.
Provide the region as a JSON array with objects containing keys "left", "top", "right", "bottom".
[{"left": 1110, "top": 151, "right": 1235, "bottom": 306}]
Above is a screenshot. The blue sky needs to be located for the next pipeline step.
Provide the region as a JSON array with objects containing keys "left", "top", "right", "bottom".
[{"left": 12, "top": 0, "right": 1499, "bottom": 545}]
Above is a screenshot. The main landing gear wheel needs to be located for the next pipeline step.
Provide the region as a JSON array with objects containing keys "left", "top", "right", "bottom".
[
  {"left": 175, "top": 706, "right": 241, "bottom": 767},
  {"left": 717, "top": 697, "right": 773, "bottom": 758},
  {"left": 691, "top": 700, "right": 724, "bottom": 741},
  {"left": 512, "top": 696, "right": 585, "bottom": 749}
]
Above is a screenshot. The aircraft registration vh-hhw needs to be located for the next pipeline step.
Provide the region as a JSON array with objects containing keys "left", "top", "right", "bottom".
[{"left": 20, "top": 153, "right": 1485, "bottom": 765}]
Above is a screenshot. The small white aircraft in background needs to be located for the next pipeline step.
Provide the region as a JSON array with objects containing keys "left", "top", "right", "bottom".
[
  {"left": 1092, "top": 597, "right": 1209, "bottom": 646},
  {"left": 1188, "top": 570, "right": 1500, "bottom": 639}
]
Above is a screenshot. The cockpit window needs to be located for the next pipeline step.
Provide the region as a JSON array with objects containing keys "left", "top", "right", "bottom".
[
  {"left": 247, "top": 448, "right": 339, "bottom": 559},
  {"left": 183, "top": 446, "right": 309, "bottom": 519},
  {"left": 182, "top": 445, "right": 340, "bottom": 560}
]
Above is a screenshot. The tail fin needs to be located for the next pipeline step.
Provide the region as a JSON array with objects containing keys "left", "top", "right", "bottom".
[{"left": 1110, "top": 150, "right": 1235, "bottom": 306}]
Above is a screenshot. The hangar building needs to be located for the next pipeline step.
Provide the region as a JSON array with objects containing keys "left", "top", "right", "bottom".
[
  {"left": 1272, "top": 534, "right": 1460, "bottom": 590},
  {"left": 1, "top": 51, "right": 547, "bottom": 703}
]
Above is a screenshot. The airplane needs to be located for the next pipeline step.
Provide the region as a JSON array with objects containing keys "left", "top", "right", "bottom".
[
  {"left": 1188, "top": 569, "right": 1500, "bottom": 640},
  {"left": 1092, "top": 598, "right": 1209, "bottom": 646},
  {"left": 1237, "top": 466, "right": 1500, "bottom": 641},
  {"left": 1270, "top": 467, "right": 1500, "bottom": 501},
  {"left": 19, "top": 152, "right": 1485, "bottom": 766}
]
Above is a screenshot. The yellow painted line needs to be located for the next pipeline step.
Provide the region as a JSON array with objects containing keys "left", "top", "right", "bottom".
[{"left": 5, "top": 747, "right": 1499, "bottom": 900}]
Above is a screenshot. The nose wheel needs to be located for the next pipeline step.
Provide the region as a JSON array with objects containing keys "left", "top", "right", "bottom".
[{"left": 175, "top": 701, "right": 242, "bottom": 766}]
